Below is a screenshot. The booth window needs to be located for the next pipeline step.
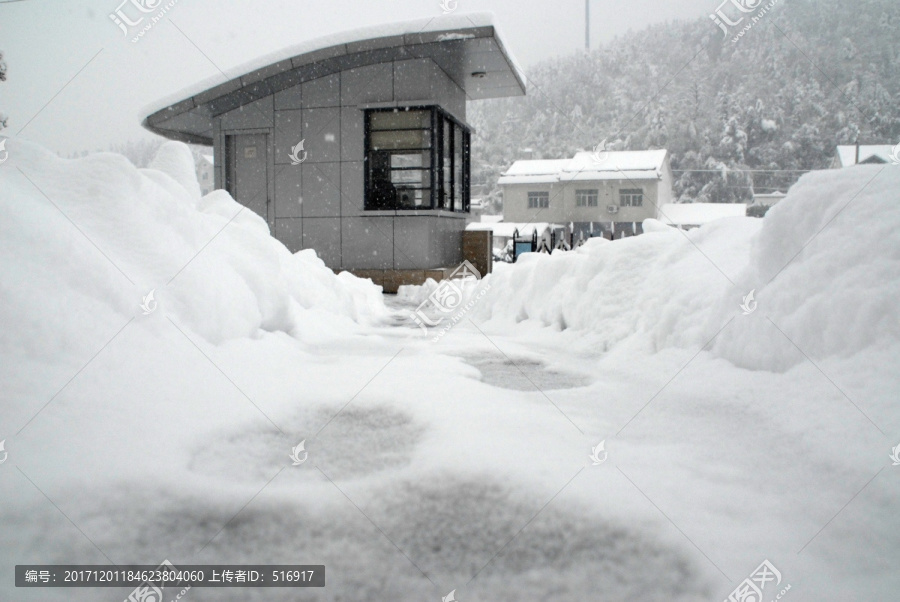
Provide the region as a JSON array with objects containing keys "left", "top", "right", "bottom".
[{"left": 365, "top": 106, "right": 470, "bottom": 211}]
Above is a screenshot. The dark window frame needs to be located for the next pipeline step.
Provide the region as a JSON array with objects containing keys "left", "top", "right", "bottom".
[
  {"left": 619, "top": 188, "right": 644, "bottom": 207},
  {"left": 364, "top": 105, "right": 471, "bottom": 212},
  {"left": 576, "top": 189, "right": 599, "bottom": 207},
  {"left": 528, "top": 191, "right": 550, "bottom": 209}
]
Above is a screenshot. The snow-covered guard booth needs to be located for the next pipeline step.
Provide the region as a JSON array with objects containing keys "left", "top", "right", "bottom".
[{"left": 142, "top": 15, "right": 525, "bottom": 292}]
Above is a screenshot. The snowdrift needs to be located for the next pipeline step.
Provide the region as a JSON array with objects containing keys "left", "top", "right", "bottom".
[
  {"left": 473, "top": 215, "right": 759, "bottom": 351},
  {"left": 476, "top": 165, "right": 900, "bottom": 370},
  {"left": 0, "top": 138, "right": 385, "bottom": 359},
  {"left": 710, "top": 165, "right": 900, "bottom": 371}
]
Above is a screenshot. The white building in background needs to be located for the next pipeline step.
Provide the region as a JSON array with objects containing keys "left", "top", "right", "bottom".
[
  {"left": 498, "top": 150, "right": 674, "bottom": 240},
  {"left": 659, "top": 203, "right": 747, "bottom": 230},
  {"left": 197, "top": 154, "right": 214, "bottom": 196},
  {"left": 831, "top": 145, "right": 896, "bottom": 168}
]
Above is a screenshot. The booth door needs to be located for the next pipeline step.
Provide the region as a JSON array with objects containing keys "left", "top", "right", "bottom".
[{"left": 226, "top": 133, "right": 269, "bottom": 222}]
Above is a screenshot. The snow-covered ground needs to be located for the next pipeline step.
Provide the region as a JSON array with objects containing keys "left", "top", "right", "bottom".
[{"left": 1, "top": 140, "right": 898, "bottom": 601}]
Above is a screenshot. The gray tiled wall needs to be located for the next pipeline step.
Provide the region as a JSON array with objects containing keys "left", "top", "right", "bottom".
[{"left": 216, "top": 56, "right": 469, "bottom": 271}]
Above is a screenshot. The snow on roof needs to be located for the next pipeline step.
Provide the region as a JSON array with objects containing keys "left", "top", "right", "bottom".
[
  {"left": 465, "top": 221, "right": 564, "bottom": 238},
  {"left": 564, "top": 150, "right": 668, "bottom": 174},
  {"left": 480, "top": 215, "right": 504, "bottom": 224},
  {"left": 659, "top": 203, "right": 747, "bottom": 226},
  {"left": 503, "top": 159, "right": 570, "bottom": 177},
  {"left": 753, "top": 191, "right": 786, "bottom": 205},
  {"left": 498, "top": 150, "right": 668, "bottom": 185},
  {"left": 834, "top": 145, "right": 897, "bottom": 167},
  {"left": 142, "top": 12, "right": 524, "bottom": 120}
]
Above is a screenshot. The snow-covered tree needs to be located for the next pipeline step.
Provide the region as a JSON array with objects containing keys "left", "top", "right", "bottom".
[
  {"left": 0, "top": 50, "right": 8, "bottom": 131},
  {"left": 469, "top": 0, "right": 900, "bottom": 204}
]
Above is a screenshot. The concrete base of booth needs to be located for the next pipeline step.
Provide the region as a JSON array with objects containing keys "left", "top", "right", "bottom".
[
  {"left": 338, "top": 229, "right": 494, "bottom": 294},
  {"left": 338, "top": 268, "right": 454, "bottom": 294}
]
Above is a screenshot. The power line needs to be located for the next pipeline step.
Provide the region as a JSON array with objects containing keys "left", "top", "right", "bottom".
[{"left": 672, "top": 169, "right": 814, "bottom": 173}]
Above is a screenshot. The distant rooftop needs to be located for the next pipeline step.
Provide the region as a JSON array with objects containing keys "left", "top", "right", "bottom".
[
  {"left": 659, "top": 203, "right": 747, "bottom": 226},
  {"left": 143, "top": 13, "right": 526, "bottom": 145},
  {"left": 499, "top": 150, "right": 669, "bottom": 185},
  {"left": 466, "top": 221, "right": 563, "bottom": 238},
  {"left": 834, "top": 145, "right": 897, "bottom": 167}
]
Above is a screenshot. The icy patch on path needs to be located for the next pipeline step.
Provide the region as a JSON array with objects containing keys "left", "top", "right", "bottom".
[
  {"left": 461, "top": 354, "right": 591, "bottom": 391},
  {"left": 189, "top": 404, "right": 424, "bottom": 482},
  {"left": 5, "top": 475, "right": 711, "bottom": 601}
]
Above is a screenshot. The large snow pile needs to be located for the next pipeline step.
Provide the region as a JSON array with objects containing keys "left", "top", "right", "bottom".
[
  {"left": 476, "top": 165, "right": 900, "bottom": 370},
  {"left": 0, "top": 139, "right": 385, "bottom": 356},
  {"left": 1, "top": 141, "right": 896, "bottom": 600},
  {"left": 473, "top": 215, "right": 760, "bottom": 352},
  {"left": 710, "top": 166, "right": 900, "bottom": 371}
]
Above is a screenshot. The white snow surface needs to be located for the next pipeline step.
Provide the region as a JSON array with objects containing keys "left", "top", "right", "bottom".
[
  {"left": 1, "top": 148, "right": 898, "bottom": 601},
  {"left": 563, "top": 149, "right": 668, "bottom": 175},
  {"left": 834, "top": 144, "right": 896, "bottom": 167},
  {"left": 658, "top": 202, "right": 748, "bottom": 226},
  {"left": 498, "top": 150, "right": 667, "bottom": 184},
  {"left": 465, "top": 221, "right": 561, "bottom": 239},
  {"left": 478, "top": 165, "right": 900, "bottom": 371},
  {"left": 0, "top": 138, "right": 386, "bottom": 350}
]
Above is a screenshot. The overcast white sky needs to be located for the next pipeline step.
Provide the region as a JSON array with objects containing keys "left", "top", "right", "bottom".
[{"left": 0, "top": 0, "right": 717, "bottom": 154}]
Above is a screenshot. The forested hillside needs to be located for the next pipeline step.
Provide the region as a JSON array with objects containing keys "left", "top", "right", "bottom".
[{"left": 469, "top": 0, "right": 900, "bottom": 210}]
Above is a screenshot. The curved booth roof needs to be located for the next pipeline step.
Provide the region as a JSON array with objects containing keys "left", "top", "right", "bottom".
[{"left": 142, "top": 13, "right": 526, "bottom": 145}]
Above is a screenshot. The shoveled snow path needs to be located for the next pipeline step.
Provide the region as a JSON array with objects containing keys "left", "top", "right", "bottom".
[{"left": 2, "top": 292, "right": 896, "bottom": 601}]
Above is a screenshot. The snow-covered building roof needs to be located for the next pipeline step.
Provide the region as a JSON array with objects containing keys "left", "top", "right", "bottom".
[
  {"left": 498, "top": 159, "right": 569, "bottom": 184},
  {"left": 753, "top": 191, "right": 786, "bottom": 205},
  {"left": 142, "top": 13, "right": 526, "bottom": 145},
  {"left": 833, "top": 145, "right": 898, "bottom": 168},
  {"left": 498, "top": 150, "right": 669, "bottom": 185},
  {"left": 659, "top": 203, "right": 747, "bottom": 227},
  {"left": 466, "top": 221, "right": 563, "bottom": 238}
]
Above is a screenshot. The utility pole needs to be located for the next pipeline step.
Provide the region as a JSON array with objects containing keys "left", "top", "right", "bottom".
[{"left": 585, "top": 0, "right": 590, "bottom": 51}]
